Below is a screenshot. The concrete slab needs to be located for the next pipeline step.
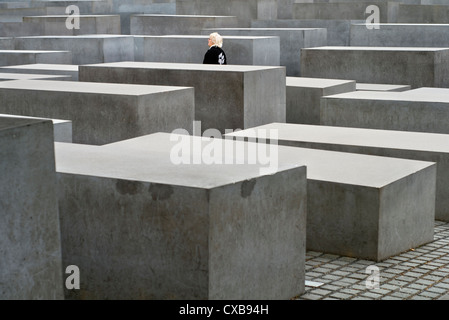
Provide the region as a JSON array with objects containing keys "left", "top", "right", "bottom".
[
  {"left": 0, "top": 113, "right": 72, "bottom": 142},
  {"left": 228, "top": 122, "right": 449, "bottom": 221},
  {"left": 14, "top": 35, "right": 134, "bottom": 65},
  {"left": 286, "top": 76, "right": 355, "bottom": 124},
  {"left": 0, "top": 116, "right": 63, "bottom": 299},
  {"left": 0, "top": 63, "right": 79, "bottom": 81},
  {"left": 0, "top": 72, "right": 71, "bottom": 81},
  {"left": 22, "top": 15, "right": 121, "bottom": 36},
  {"left": 356, "top": 83, "right": 411, "bottom": 92},
  {"left": 133, "top": 35, "right": 280, "bottom": 67},
  {"left": 79, "top": 61, "right": 286, "bottom": 134},
  {"left": 398, "top": 4, "right": 449, "bottom": 23},
  {"left": 320, "top": 88, "right": 449, "bottom": 134},
  {"left": 0, "top": 49, "right": 72, "bottom": 66},
  {"left": 130, "top": 14, "right": 238, "bottom": 35},
  {"left": 226, "top": 128, "right": 437, "bottom": 261},
  {"left": 55, "top": 132, "right": 307, "bottom": 299},
  {"left": 205, "top": 28, "right": 327, "bottom": 76},
  {"left": 300, "top": 46, "right": 449, "bottom": 88},
  {"left": 0, "top": 37, "right": 14, "bottom": 50},
  {"left": 0, "top": 79, "right": 194, "bottom": 145}
]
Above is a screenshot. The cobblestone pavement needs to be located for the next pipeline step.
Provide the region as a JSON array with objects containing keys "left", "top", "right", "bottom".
[{"left": 296, "top": 221, "right": 449, "bottom": 300}]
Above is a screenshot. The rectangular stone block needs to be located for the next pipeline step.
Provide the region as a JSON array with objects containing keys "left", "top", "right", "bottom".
[
  {"left": 130, "top": 14, "right": 238, "bottom": 35},
  {"left": 79, "top": 61, "right": 286, "bottom": 133},
  {"left": 55, "top": 132, "right": 307, "bottom": 299},
  {"left": 350, "top": 23, "right": 449, "bottom": 47},
  {"left": 0, "top": 116, "right": 63, "bottom": 299},
  {"left": 0, "top": 72, "right": 71, "bottom": 81},
  {"left": 0, "top": 113, "right": 72, "bottom": 142},
  {"left": 226, "top": 128, "right": 437, "bottom": 261},
  {"left": 0, "top": 37, "right": 14, "bottom": 50},
  {"left": 133, "top": 35, "right": 280, "bottom": 67},
  {"left": 398, "top": 4, "right": 449, "bottom": 23},
  {"left": 0, "top": 79, "right": 194, "bottom": 145},
  {"left": 206, "top": 27, "right": 327, "bottom": 76},
  {"left": 0, "top": 50, "right": 72, "bottom": 66},
  {"left": 300, "top": 46, "right": 449, "bottom": 88},
  {"left": 292, "top": 2, "right": 400, "bottom": 22},
  {"left": 22, "top": 15, "right": 121, "bottom": 36},
  {"left": 321, "top": 88, "right": 449, "bottom": 134},
  {"left": 286, "top": 76, "right": 355, "bottom": 124},
  {"left": 356, "top": 83, "right": 411, "bottom": 92},
  {"left": 14, "top": 35, "right": 134, "bottom": 65},
  {"left": 0, "top": 63, "right": 79, "bottom": 81},
  {"left": 176, "top": 0, "right": 278, "bottom": 27},
  {"left": 0, "top": 21, "right": 43, "bottom": 37}
]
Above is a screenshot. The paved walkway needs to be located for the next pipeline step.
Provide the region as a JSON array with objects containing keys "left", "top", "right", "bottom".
[{"left": 296, "top": 221, "right": 449, "bottom": 300}]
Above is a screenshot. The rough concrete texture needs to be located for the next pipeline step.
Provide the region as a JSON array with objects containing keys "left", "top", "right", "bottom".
[
  {"left": 79, "top": 61, "right": 286, "bottom": 133},
  {"left": 206, "top": 27, "right": 327, "bottom": 76},
  {"left": 0, "top": 117, "right": 63, "bottom": 299},
  {"left": 14, "top": 35, "right": 134, "bottom": 65},
  {"left": 286, "top": 76, "right": 356, "bottom": 124},
  {"left": 55, "top": 133, "right": 307, "bottom": 300},
  {"left": 300, "top": 46, "right": 449, "bottom": 88},
  {"left": 226, "top": 129, "right": 437, "bottom": 261},
  {"left": 0, "top": 79, "right": 194, "bottom": 145},
  {"left": 0, "top": 50, "right": 72, "bottom": 66},
  {"left": 130, "top": 14, "right": 238, "bottom": 35},
  {"left": 398, "top": 4, "right": 449, "bottom": 23},
  {"left": 133, "top": 35, "right": 280, "bottom": 66}
]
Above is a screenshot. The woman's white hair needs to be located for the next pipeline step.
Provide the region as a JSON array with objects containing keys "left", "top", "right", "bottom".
[{"left": 209, "top": 32, "right": 223, "bottom": 48}]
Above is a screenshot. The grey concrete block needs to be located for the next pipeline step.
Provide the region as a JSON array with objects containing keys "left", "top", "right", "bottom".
[
  {"left": 133, "top": 35, "right": 280, "bottom": 67},
  {"left": 320, "top": 88, "right": 449, "bottom": 134},
  {"left": 0, "top": 79, "right": 194, "bottom": 145},
  {"left": 22, "top": 15, "right": 121, "bottom": 36},
  {"left": 0, "top": 72, "right": 71, "bottom": 81},
  {"left": 176, "top": 0, "right": 278, "bottom": 27},
  {"left": 286, "top": 76, "right": 355, "bottom": 124},
  {"left": 292, "top": 2, "right": 400, "bottom": 22},
  {"left": 226, "top": 128, "right": 437, "bottom": 261},
  {"left": 55, "top": 132, "right": 307, "bottom": 299},
  {"left": 0, "top": 50, "right": 72, "bottom": 66},
  {"left": 0, "top": 63, "right": 79, "bottom": 81},
  {"left": 206, "top": 28, "right": 327, "bottom": 76},
  {"left": 229, "top": 122, "right": 449, "bottom": 221},
  {"left": 300, "top": 46, "right": 449, "bottom": 88},
  {"left": 79, "top": 61, "right": 286, "bottom": 134},
  {"left": 130, "top": 14, "right": 238, "bottom": 35},
  {"left": 0, "top": 37, "right": 14, "bottom": 50},
  {"left": 350, "top": 23, "right": 449, "bottom": 47},
  {"left": 252, "top": 19, "right": 365, "bottom": 46},
  {"left": 356, "top": 83, "right": 411, "bottom": 92},
  {"left": 398, "top": 4, "right": 449, "bottom": 23},
  {"left": 0, "top": 113, "right": 72, "bottom": 142},
  {"left": 14, "top": 35, "right": 134, "bottom": 65},
  {"left": 0, "top": 116, "right": 63, "bottom": 299}
]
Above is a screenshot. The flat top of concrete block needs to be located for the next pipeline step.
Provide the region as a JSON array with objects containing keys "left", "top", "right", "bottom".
[
  {"left": 16, "top": 35, "right": 132, "bottom": 39},
  {"left": 356, "top": 83, "right": 411, "bottom": 92},
  {"left": 0, "top": 113, "right": 70, "bottom": 125},
  {"left": 286, "top": 76, "right": 355, "bottom": 88},
  {"left": 229, "top": 122, "right": 449, "bottom": 154},
  {"left": 0, "top": 115, "right": 49, "bottom": 131},
  {"left": 81, "top": 61, "right": 284, "bottom": 72},
  {"left": 226, "top": 127, "right": 436, "bottom": 187},
  {"left": 0, "top": 73, "right": 70, "bottom": 80},
  {"left": 324, "top": 89, "right": 449, "bottom": 103},
  {"left": 304, "top": 46, "right": 449, "bottom": 52},
  {"left": 0, "top": 63, "right": 78, "bottom": 71},
  {"left": 134, "top": 35, "right": 278, "bottom": 40},
  {"left": 0, "top": 50, "right": 71, "bottom": 53},
  {"left": 0, "top": 80, "right": 191, "bottom": 96},
  {"left": 24, "top": 15, "right": 120, "bottom": 18},
  {"left": 207, "top": 27, "right": 324, "bottom": 31},
  {"left": 132, "top": 14, "right": 237, "bottom": 18},
  {"left": 54, "top": 133, "right": 306, "bottom": 189},
  {"left": 352, "top": 23, "right": 449, "bottom": 27}
]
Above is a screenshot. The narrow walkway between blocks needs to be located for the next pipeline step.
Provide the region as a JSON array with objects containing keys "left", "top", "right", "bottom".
[{"left": 296, "top": 221, "right": 449, "bottom": 300}]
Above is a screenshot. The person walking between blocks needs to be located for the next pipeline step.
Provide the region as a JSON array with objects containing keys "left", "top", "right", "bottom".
[{"left": 203, "top": 32, "right": 227, "bottom": 65}]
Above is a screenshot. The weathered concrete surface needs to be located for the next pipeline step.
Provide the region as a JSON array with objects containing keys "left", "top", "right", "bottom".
[
  {"left": 398, "top": 4, "right": 449, "bottom": 23},
  {"left": 226, "top": 128, "right": 437, "bottom": 261},
  {"left": 206, "top": 27, "right": 327, "bottom": 76},
  {"left": 320, "top": 88, "right": 449, "bottom": 134},
  {"left": 55, "top": 132, "right": 307, "bottom": 299},
  {"left": 0, "top": 50, "right": 72, "bottom": 66},
  {"left": 133, "top": 35, "right": 280, "bottom": 66},
  {"left": 300, "top": 46, "right": 449, "bottom": 88},
  {"left": 286, "top": 76, "right": 355, "bottom": 124},
  {"left": 130, "top": 14, "right": 238, "bottom": 35},
  {"left": 79, "top": 61, "right": 286, "bottom": 133},
  {"left": 0, "top": 116, "right": 63, "bottom": 299},
  {"left": 0, "top": 79, "right": 194, "bottom": 145},
  {"left": 14, "top": 35, "right": 134, "bottom": 65},
  {"left": 0, "top": 63, "right": 79, "bottom": 81},
  {"left": 0, "top": 37, "right": 14, "bottom": 50}
]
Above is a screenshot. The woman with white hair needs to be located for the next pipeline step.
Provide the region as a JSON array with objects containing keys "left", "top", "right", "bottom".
[{"left": 203, "top": 32, "right": 227, "bottom": 65}]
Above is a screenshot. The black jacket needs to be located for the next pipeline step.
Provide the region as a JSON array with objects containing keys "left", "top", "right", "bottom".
[{"left": 203, "top": 46, "right": 227, "bottom": 65}]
